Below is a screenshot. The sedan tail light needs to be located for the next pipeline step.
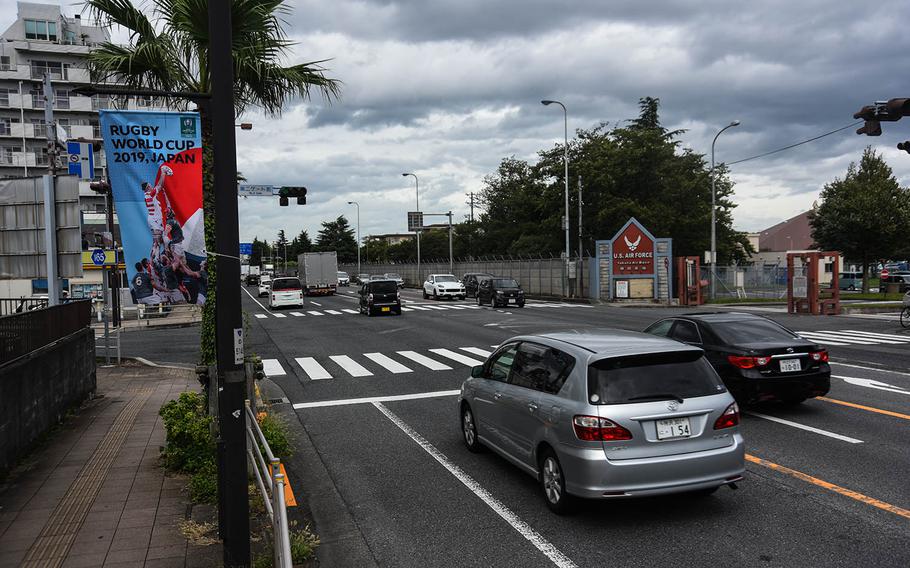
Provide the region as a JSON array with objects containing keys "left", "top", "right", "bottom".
[
  {"left": 713, "top": 402, "right": 740, "bottom": 430},
  {"left": 727, "top": 355, "right": 771, "bottom": 369},
  {"left": 810, "top": 350, "right": 829, "bottom": 362},
  {"left": 573, "top": 415, "right": 633, "bottom": 441}
]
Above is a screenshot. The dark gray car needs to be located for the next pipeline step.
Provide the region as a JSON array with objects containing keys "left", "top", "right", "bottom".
[{"left": 458, "top": 329, "right": 745, "bottom": 513}]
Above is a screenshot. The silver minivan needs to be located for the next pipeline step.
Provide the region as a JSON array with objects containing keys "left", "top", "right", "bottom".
[{"left": 458, "top": 330, "right": 745, "bottom": 513}]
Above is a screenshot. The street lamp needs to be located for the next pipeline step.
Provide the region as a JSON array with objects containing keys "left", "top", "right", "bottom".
[
  {"left": 348, "top": 201, "right": 360, "bottom": 277},
  {"left": 541, "top": 99, "right": 570, "bottom": 297},
  {"left": 402, "top": 172, "right": 420, "bottom": 285},
  {"left": 710, "top": 120, "right": 740, "bottom": 300}
]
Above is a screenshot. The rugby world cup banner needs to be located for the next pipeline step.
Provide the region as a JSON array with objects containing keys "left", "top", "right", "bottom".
[{"left": 100, "top": 110, "right": 206, "bottom": 306}]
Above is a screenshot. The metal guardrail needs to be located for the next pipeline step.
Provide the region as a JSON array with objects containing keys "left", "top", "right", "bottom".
[
  {"left": 245, "top": 401, "right": 292, "bottom": 568},
  {"left": 0, "top": 300, "right": 91, "bottom": 365},
  {"left": 0, "top": 297, "right": 50, "bottom": 317}
]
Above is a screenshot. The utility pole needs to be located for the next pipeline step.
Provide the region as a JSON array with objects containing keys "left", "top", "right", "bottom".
[
  {"left": 448, "top": 211, "right": 453, "bottom": 275},
  {"left": 42, "top": 73, "right": 60, "bottom": 306},
  {"left": 577, "top": 175, "right": 583, "bottom": 298},
  {"left": 209, "top": 3, "right": 250, "bottom": 565},
  {"left": 468, "top": 192, "right": 475, "bottom": 222}
]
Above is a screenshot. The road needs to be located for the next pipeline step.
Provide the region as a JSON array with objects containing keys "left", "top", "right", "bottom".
[{"left": 123, "top": 286, "right": 910, "bottom": 567}]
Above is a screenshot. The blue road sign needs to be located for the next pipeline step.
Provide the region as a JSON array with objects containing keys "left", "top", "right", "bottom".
[
  {"left": 239, "top": 242, "right": 253, "bottom": 255},
  {"left": 91, "top": 248, "right": 107, "bottom": 266},
  {"left": 67, "top": 141, "right": 94, "bottom": 180}
]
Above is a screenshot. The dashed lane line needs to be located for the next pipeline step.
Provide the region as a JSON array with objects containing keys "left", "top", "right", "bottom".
[
  {"left": 746, "top": 411, "right": 863, "bottom": 444},
  {"left": 817, "top": 397, "right": 910, "bottom": 421},
  {"left": 830, "top": 362, "right": 910, "bottom": 377},
  {"left": 746, "top": 454, "right": 910, "bottom": 521}
]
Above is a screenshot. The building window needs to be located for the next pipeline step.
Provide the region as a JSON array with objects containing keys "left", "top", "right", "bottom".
[
  {"left": 0, "top": 89, "right": 9, "bottom": 107},
  {"left": 25, "top": 19, "right": 58, "bottom": 41},
  {"left": 0, "top": 147, "right": 14, "bottom": 164},
  {"left": 0, "top": 118, "right": 10, "bottom": 135},
  {"left": 0, "top": 56, "right": 10, "bottom": 71},
  {"left": 30, "top": 60, "right": 66, "bottom": 80},
  {"left": 92, "top": 95, "right": 110, "bottom": 110},
  {"left": 54, "top": 89, "right": 69, "bottom": 109},
  {"left": 63, "top": 30, "right": 76, "bottom": 45}
]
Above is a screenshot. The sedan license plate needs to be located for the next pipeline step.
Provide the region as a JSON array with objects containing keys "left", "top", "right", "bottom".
[
  {"left": 656, "top": 417, "right": 691, "bottom": 440},
  {"left": 381, "top": 306, "right": 390, "bottom": 312},
  {"left": 779, "top": 359, "right": 801, "bottom": 372},
  {"left": 507, "top": 298, "right": 515, "bottom": 304}
]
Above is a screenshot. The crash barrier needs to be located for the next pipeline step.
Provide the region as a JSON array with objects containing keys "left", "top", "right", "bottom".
[
  {"left": 340, "top": 256, "right": 593, "bottom": 298},
  {"left": 120, "top": 302, "right": 202, "bottom": 326},
  {"left": 0, "top": 301, "right": 95, "bottom": 471},
  {"left": 245, "top": 401, "right": 292, "bottom": 568}
]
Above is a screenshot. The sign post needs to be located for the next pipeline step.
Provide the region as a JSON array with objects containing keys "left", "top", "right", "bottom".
[{"left": 66, "top": 141, "right": 95, "bottom": 180}]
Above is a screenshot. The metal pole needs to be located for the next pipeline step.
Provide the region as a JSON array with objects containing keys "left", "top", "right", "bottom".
[
  {"left": 710, "top": 121, "right": 739, "bottom": 301},
  {"left": 42, "top": 73, "right": 60, "bottom": 306},
  {"left": 577, "top": 175, "right": 583, "bottom": 298},
  {"left": 209, "top": 3, "right": 250, "bottom": 565},
  {"left": 561, "top": 104, "right": 569, "bottom": 298},
  {"left": 448, "top": 211, "right": 453, "bottom": 275},
  {"left": 415, "top": 177, "right": 420, "bottom": 283}
]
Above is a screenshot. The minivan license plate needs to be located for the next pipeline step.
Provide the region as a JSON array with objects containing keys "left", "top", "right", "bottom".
[
  {"left": 656, "top": 417, "right": 691, "bottom": 440},
  {"left": 779, "top": 359, "right": 801, "bottom": 372},
  {"left": 381, "top": 307, "right": 390, "bottom": 312}
]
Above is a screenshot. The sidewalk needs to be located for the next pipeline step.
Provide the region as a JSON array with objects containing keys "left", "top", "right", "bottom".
[{"left": 0, "top": 364, "right": 220, "bottom": 568}]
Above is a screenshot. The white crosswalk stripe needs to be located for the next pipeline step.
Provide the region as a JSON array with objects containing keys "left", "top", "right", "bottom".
[
  {"left": 307, "top": 310, "right": 324, "bottom": 316},
  {"left": 401, "top": 307, "right": 414, "bottom": 312},
  {"left": 397, "top": 350, "right": 452, "bottom": 371},
  {"left": 262, "top": 359, "right": 285, "bottom": 377},
  {"left": 255, "top": 314, "right": 268, "bottom": 319},
  {"left": 410, "top": 306, "right": 431, "bottom": 311},
  {"left": 290, "top": 312, "right": 305, "bottom": 317},
  {"left": 460, "top": 347, "right": 493, "bottom": 358},
  {"left": 341, "top": 308, "right": 359, "bottom": 314},
  {"left": 426, "top": 305, "right": 448, "bottom": 310},
  {"left": 364, "top": 352, "right": 412, "bottom": 373},
  {"left": 429, "top": 348, "right": 484, "bottom": 366},
  {"left": 839, "top": 329, "right": 910, "bottom": 342},
  {"left": 448, "top": 305, "right": 467, "bottom": 310},
  {"left": 273, "top": 313, "right": 287, "bottom": 318},
  {"left": 325, "top": 310, "right": 343, "bottom": 315},
  {"left": 797, "top": 329, "right": 910, "bottom": 346},
  {"left": 296, "top": 357, "right": 332, "bottom": 380},
  {"left": 329, "top": 355, "right": 373, "bottom": 377}
]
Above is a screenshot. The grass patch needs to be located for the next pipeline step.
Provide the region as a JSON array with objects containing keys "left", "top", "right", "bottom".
[
  {"left": 159, "top": 391, "right": 217, "bottom": 504},
  {"left": 178, "top": 519, "right": 219, "bottom": 546},
  {"left": 290, "top": 523, "right": 320, "bottom": 563},
  {"left": 842, "top": 292, "right": 903, "bottom": 301},
  {"left": 844, "top": 303, "right": 906, "bottom": 309}
]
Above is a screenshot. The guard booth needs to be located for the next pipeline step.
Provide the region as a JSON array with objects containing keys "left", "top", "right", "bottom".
[
  {"left": 675, "top": 256, "right": 703, "bottom": 306},
  {"left": 595, "top": 218, "right": 673, "bottom": 302},
  {"left": 786, "top": 251, "right": 841, "bottom": 315}
]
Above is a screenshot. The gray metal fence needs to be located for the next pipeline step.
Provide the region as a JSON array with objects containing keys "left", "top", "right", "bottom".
[
  {"left": 340, "top": 257, "right": 591, "bottom": 298},
  {"left": 702, "top": 265, "right": 809, "bottom": 300}
]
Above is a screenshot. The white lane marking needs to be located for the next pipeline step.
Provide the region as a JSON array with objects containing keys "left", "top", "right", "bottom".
[
  {"left": 396, "top": 350, "right": 452, "bottom": 371},
  {"left": 310, "top": 301, "right": 322, "bottom": 306},
  {"left": 427, "top": 305, "right": 449, "bottom": 310},
  {"left": 803, "top": 331, "right": 880, "bottom": 344},
  {"left": 429, "top": 348, "right": 484, "bottom": 367},
  {"left": 240, "top": 285, "right": 271, "bottom": 311},
  {"left": 262, "top": 359, "right": 286, "bottom": 377},
  {"left": 342, "top": 308, "right": 359, "bottom": 314},
  {"left": 401, "top": 307, "right": 414, "bottom": 312},
  {"left": 746, "top": 412, "right": 863, "bottom": 444},
  {"left": 330, "top": 355, "right": 373, "bottom": 377},
  {"left": 836, "top": 375, "right": 910, "bottom": 396},
  {"left": 448, "top": 305, "right": 467, "bottom": 310},
  {"left": 254, "top": 314, "right": 268, "bottom": 319},
  {"left": 402, "top": 299, "right": 414, "bottom": 304},
  {"left": 464, "top": 305, "right": 481, "bottom": 309},
  {"left": 795, "top": 332, "right": 851, "bottom": 346},
  {"left": 290, "top": 312, "right": 305, "bottom": 317},
  {"left": 460, "top": 347, "right": 493, "bottom": 358},
  {"left": 373, "top": 402, "right": 578, "bottom": 568},
  {"left": 839, "top": 329, "right": 910, "bottom": 342},
  {"left": 295, "top": 357, "right": 333, "bottom": 380},
  {"left": 273, "top": 313, "right": 287, "bottom": 318},
  {"left": 830, "top": 362, "right": 910, "bottom": 377},
  {"left": 410, "top": 306, "right": 431, "bottom": 311},
  {"left": 325, "top": 310, "right": 343, "bottom": 315},
  {"left": 364, "top": 352, "right": 413, "bottom": 374},
  {"left": 307, "top": 311, "right": 324, "bottom": 316},
  {"left": 293, "top": 389, "right": 459, "bottom": 409}
]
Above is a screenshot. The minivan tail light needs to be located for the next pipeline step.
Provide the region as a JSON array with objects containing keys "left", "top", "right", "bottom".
[
  {"left": 810, "top": 350, "right": 829, "bottom": 362},
  {"left": 727, "top": 355, "right": 771, "bottom": 369},
  {"left": 368, "top": 293, "right": 373, "bottom": 303},
  {"left": 714, "top": 402, "right": 740, "bottom": 430},
  {"left": 573, "top": 415, "right": 632, "bottom": 441}
]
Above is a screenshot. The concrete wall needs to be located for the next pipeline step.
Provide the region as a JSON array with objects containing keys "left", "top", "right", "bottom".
[{"left": 0, "top": 327, "right": 96, "bottom": 472}]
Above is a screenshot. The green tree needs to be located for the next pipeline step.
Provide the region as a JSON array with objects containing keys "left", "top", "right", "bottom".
[
  {"left": 810, "top": 147, "right": 910, "bottom": 292},
  {"left": 363, "top": 237, "right": 391, "bottom": 264},
  {"left": 86, "top": 0, "right": 341, "bottom": 364},
  {"left": 289, "top": 230, "right": 312, "bottom": 259},
  {"left": 316, "top": 216, "right": 357, "bottom": 263}
]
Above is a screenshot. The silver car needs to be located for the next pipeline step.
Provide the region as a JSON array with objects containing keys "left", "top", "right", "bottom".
[{"left": 458, "top": 330, "right": 745, "bottom": 513}]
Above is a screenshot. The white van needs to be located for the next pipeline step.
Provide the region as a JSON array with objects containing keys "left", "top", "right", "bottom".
[{"left": 269, "top": 277, "right": 304, "bottom": 308}]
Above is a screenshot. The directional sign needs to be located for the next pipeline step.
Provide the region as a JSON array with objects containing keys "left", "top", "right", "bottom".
[
  {"left": 90, "top": 248, "right": 107, "bottom": 266},
  {"left": 407, "top": 211, "right": 424, "bottom": 232},
  {"left": 839, "top": 376, "right": 910, "bottom": 396},
  {"left": 67, "top": 141, "right": 94, "bottom": 181},
  {"left": 238, "top": 184, "right": 277, "bottom": 196},
  {"left": 239, "top": 242, "right": 253, "bottom": 255}
]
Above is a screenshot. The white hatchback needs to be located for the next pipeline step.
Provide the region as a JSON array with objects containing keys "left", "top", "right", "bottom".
[
  {"left": 269, "top": 277, "right": 304, "bottom": 308},
  {"left": 258, "top": 276, "right": 272, "bottom": 297},
  {"left": 423, "top": 274, "right": 466, "bottom": 300}
]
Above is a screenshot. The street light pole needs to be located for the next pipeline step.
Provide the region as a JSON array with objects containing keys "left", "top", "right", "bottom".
[
  {"left": 710, "top": 120, "right": 740, "bottom": 301},
  {"left": 541, "top": 99, "right": 570, "bottom": 297},
  {"left": 402, "top": 173, "right": 420, "bottom": 285},
  {"left": 348, "top": 201, "right": 360, "bottom": 276}
]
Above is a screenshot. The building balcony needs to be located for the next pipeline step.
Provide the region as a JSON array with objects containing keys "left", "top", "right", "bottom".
[{"left": 0, "top": 64, "right": 32, "bottom": 80}]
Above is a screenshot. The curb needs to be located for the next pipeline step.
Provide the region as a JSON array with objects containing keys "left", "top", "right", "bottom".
[{"left": 103, "top": 355, "right": 196, "bottom": 371}]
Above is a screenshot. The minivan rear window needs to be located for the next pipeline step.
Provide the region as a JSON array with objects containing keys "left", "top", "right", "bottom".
[
  {"left": 588, "top": 351, "right": 725, "bottom": 404},
  {"left": 370, "top": 281, "right": 397, "bottom": 294},
  {"left": 271, "top": 278, "right": 301, "bottom": 291}
]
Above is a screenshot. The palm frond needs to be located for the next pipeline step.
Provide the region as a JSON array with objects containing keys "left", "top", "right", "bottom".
[{"left": 84, "top": 0, "right": 158, "bottom": 39}]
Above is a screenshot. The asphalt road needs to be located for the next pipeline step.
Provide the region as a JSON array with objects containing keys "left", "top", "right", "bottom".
[{"left": 122, "top": 286, "right": 910, "bottom": 567}]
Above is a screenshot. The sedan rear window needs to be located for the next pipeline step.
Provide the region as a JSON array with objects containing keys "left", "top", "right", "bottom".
[
  {"left": 271, "top": 278, "right": 301, "bottom": 291},
  {"left": 370, "top": 281, "right": 397, "bottom": 293},
  {"left": 710, "top": 319, "right": 797, "bottom": 343},
  {"left": 588, "top": 351, "right": 725, "bottom": 404},
  {"left": 493, "top": 279, "right": 519, "bottom": 288}
]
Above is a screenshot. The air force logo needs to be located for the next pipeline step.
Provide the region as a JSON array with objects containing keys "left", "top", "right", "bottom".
[{"left": 624, "top": 235, "right": 642, "bottom": 251}]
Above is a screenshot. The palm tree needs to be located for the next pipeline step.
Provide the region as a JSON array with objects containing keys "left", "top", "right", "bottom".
[{"left": 84, "top": 0, "right": 341, "bottom": 363}]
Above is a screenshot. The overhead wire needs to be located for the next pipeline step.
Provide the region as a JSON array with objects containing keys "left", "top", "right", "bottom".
[{"left": 725, "top": 121, "right": 863, "bottom": 166}]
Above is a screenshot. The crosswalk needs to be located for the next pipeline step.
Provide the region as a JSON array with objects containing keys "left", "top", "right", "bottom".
[
  {"left": 250, "top": 301, "right": 592, "bottom": 319},
  {"left": 797, "top": 329, "right": 910, "bottom": 346},
  {"left": 261, "top": 346, "right": 495, "bottom": 380}
]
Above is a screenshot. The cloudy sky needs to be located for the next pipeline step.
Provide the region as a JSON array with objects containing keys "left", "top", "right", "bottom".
[{"left": 41, "top": 0, "right": 910, "bottom": 244}]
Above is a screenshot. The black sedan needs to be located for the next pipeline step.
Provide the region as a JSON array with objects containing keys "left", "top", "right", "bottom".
[
  {"left": 477, "top": 277, "right": 525, "bottom": 308},
  {"left": 643, "top": 312, "right": 830, "bottom": 405}
]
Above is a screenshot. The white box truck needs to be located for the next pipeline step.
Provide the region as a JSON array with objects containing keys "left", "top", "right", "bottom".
[{"left": 298, "top": 251, "right": 338, "bottom": 296}]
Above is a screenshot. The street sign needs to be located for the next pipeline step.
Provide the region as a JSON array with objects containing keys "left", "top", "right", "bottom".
[
  {"left": 66, "top": 141, "right": 94, "bottom": 181},
  {"left": 239, "top": 242, "right": 253, "bottom": 255},
  {"left": 881, "top": 268, "right": 890, "bottom": 279},
  {"left": 238, "top": 184, "right": 277, "bottom": 196},
  {"left": 792, "top": 275, "right": 808, "bottom": 298},
  {"left": 91, "top": 248, "right": 107, "bottom": 266},
  {"left": 407, "top": 211, "right": 424, "bottom": 232}
]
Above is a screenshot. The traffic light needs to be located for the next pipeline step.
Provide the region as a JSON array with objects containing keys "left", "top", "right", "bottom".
[
  {"left": 278, "top": 186, "right": 307, "bottom": 206},
  {"left": 883, "top": 98, "right": 910, "bottom": 121},
  {"left": 856, "top": 120, "right": 881, "bottom": 136},
  {"left": 898, "top": 141, "right": 910, "bottom": 154}
]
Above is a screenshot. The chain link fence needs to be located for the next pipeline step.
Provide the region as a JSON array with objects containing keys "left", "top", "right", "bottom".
[{"left": 702, "top": 265, "right": 810, "bottom": 300}]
